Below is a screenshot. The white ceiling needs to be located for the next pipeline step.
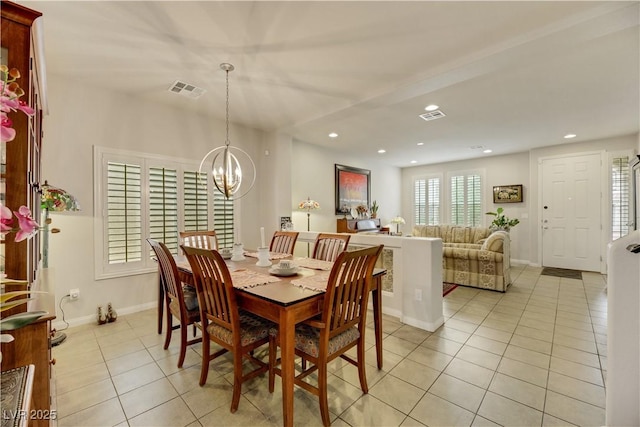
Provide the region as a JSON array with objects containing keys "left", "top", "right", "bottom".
[{"left": 21, "top": 0, "right": 640, "bottom": 167}]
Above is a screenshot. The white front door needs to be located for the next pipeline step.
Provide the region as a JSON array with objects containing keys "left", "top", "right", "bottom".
[{"left": 541, "top": 153, "right": 602, "bottom": 271}]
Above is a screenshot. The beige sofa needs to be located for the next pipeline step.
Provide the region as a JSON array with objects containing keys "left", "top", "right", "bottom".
[{"left": 412, "top": 225, "right": 511, "bottom": 292}]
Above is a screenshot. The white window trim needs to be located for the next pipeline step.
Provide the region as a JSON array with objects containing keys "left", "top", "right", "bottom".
[
  {"left": 608, "top": 149, "right": 634, "bottom": 241},
  {"left": 445, "top": 168, "right": 485, "bottom": 226},
  {"left": 93, "top": 146, "right": 227, "bottom": 280}
]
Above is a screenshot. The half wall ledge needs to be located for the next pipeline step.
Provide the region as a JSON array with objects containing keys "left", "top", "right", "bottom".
[{"left": 296, "top": 231, "right": 443, "bottom": 332}]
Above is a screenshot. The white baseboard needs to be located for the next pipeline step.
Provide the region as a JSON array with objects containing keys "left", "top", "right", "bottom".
[
  {"left": 401, "top": 315, "right": 444, "bottom": 332},
  {"left": 53, "top": 301, "right": 157, "bottom": 330}
]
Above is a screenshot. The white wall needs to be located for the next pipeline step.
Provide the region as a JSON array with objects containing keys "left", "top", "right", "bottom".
[
  {"left": 42, "top": 75, "right": 267, "bottom": 325},
  {"left": 401, "top": 152, "right": 531, "bottom": 261},
  {"left": 291, "top": 141, "right": 402, "bottom": 235},
  {"left": 401, "top": 134, "right": 638, "bottom": 265}
]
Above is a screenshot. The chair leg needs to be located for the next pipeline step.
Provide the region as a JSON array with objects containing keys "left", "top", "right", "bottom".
[
  {"left": 230, "top": 351, "right": 243, "bottom": 413},
  {"left": 268, "top": 336, "right": 277, "bottom": 393},
  {"left": 177, "top": 320, "right": 187, "bottom": 368},
  {"left": 199, "top": 337, "right": 210, "bottom": 386},
  {"left": 318, "top": 363, "right": 330, "bottom": 427},
  {"left": 164, "top": 301, "right": 172, "bottom": 350},
  {"left": 357, "top": 340, "right": 369, "bottom": 393}
]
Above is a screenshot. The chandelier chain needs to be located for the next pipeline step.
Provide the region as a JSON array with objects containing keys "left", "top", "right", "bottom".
[{"left": 225, "top": 68, "right": 230, "bottom": 147}]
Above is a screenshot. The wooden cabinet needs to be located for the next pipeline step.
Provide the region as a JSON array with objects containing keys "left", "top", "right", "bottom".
[
  {"left": 337, "top": 218, "right": 382, "bottom": 233},
  {"left": 1, "top": 0, "right": 44, "bottom": 287},
  {"left": 1, "top": 2, "right": 53, "bottom": 426}
]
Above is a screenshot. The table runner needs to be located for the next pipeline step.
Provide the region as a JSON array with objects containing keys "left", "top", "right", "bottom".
[
  {"left": 243, "top": 251, "right": 291, "bottom": 260},
  {"left": 175, "top": 260, "right": 279, "bottom": 289},
  {"left": 290, "top": 271, "right": 331, "bottom": 292},
  {"left": 230, "top": 269, "right": 281, "bottom": 289},
  {"left": 294, "top": 258, "right": 334, "bottom": 271}
]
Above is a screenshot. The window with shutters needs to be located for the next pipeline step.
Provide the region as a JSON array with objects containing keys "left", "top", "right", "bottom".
[
  {"left": 94, "top": 147, "right": 233, "bottom": 279},
  {"left": 106, "top": 162, "right": 142, "bottom": 264},
  {"left": 414, "top": 176, "right": 441, "bottom": 225},
  {"left": 213, "top": 191, "right": 234, "bottom": 248},
  {"left": 611, "top": 155, "right": 630, "bottom": 240},
  {"left": 183, "top": 170, "right": 209, "bottom": 232},
  {"left": 449, "top": 172, "right": 482, "bottom": 226}
]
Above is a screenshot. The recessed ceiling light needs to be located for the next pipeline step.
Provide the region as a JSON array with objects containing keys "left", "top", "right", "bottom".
[
  {"left": 417, "top": 142, "right": 424, "bottom": 146},
  {"left": 483, "top": 149, "right": 492, "bottom": 154},
  {"left": 377, "top": 149, "right": 386, "bottom": 154},
  {"left": 564, "top": 133, "right": 577, "bottom": 139},
  {"left": 328, "top": 132, "right": 338, "bottom": 138},
  {"left": 410, "top": 160, "right": 417, "bottom": 164},
  {"left": 425, "top": 104, "right": 439, "bottom": 111}
]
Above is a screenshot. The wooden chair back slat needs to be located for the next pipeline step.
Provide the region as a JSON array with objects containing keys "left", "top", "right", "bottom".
[
  {"left": 180, "top": 230, "right": 219, "bottom": 251},
  {"left": 269, "top": 231, "right": 299, "bottom": 255},
  {"left": 312, "top": 233, "right": 351, "bottom": 262},
  {"left": 324, "top": 245, "right": 382, "bottom": 336},
  {"left": 182, "top": 246, "right": 236, "bottom": 332}
]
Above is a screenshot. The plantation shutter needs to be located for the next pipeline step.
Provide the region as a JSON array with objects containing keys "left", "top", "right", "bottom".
[
  {"left": 427, "top": 177, "right": 440, "bottom": 225},
  {"left": 416, "top": 177, "right": 441, "bottom": 226},
  {"left": 213, "top": 191, "right": 234, "bottom": 248},
  {"left": 450, "top": 173, "right": 481, "bottom": 226},
  {"left": 148, "top": 167, "right": 179, "bottom": 255},
  {"left": 467, "top": 174, "right": 481, "bottom": 226},
  {"left": 612, "top": 156, "right": 630, "bottom": 240},
  {"left": 106, "top": 162, "right": 142, "bottom": 264},
  {"left": 451, "top": 175, "right": 465, "bottom": 225},
  {"left": 183, "top": 170, "right": 209, "bottom": 231}
]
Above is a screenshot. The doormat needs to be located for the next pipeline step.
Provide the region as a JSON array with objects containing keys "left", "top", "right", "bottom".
[
  {"left": 541, "top": 267, "right": 583, "bottom": 280},
  {"left": 443, "top": 283, "right": 458, "bottom": 296}
]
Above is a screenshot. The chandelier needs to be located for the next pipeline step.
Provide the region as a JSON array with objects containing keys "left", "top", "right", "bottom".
[{"left": 199, "top": 63, "right": 255, "bottom": 200}]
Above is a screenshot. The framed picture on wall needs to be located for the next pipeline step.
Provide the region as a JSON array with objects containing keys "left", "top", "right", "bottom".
[
  {"left": 493, "top": 184, "right": 523, "bottom": 203},
  {"left": 335, "top": 164, "right": 371, "bottom": 215}
]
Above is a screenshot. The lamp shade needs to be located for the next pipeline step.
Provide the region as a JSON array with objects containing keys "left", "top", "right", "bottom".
[
  {"left": 298, "top": 197, "right": 320, "bottom": 212},
  {"left": 41, "top": 181, "right": 80, "bottom": 212}
]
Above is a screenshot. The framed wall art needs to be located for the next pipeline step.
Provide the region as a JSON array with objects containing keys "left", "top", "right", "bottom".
[
  {"left": 335, "top": 164, "right": 371, "bottom": 215},
  {"left": 493, "top": 184, "right": 523, "bottom": 203}
]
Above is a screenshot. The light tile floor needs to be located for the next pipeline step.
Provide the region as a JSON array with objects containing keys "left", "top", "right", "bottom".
[{"left": 52, "top": 264, "right": 608, "bottom": 426}]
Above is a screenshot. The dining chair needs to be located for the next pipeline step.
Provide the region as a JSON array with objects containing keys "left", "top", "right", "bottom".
[
  {"left": 268, "top": 245, "right": 383, "bottom": 427},
  {"left": 269, "top": 231, "right": 299, "bottom": 255},
  {"left": 181, "top": 245, "right": 275, "bottom": 413},
  {"left": 311, "top": 233, "right": 351, "bottom": 262},
  {"left": 147, "top": 239, "right": 202, "bottom": 368},
  {"left": 179, "top": 230, "right": 219, "bottom": 251}
]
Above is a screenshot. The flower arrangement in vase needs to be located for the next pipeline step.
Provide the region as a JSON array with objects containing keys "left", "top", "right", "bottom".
[{"left": 355, "top": 204, "right": 368, "bottom": 218}]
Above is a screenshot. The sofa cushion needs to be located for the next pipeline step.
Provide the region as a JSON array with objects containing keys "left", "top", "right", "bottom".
[
  {"left": 481, "top": 232, "right": 504, "bottom": 253},
  {"left": 449, "top": 226, "right": 470, "bottom": 243}
]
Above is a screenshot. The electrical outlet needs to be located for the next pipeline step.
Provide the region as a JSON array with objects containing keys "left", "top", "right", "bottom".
[
  {"left": 70, "top": 288, "right": 80, "bottom": 300},
  {"left": 414, "top": 289, "right": 422, "bottom": 301}
]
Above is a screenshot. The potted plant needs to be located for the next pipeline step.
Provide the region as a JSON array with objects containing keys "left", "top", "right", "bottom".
[
  {"left": 370, "top": 200, "right": 379, "bottom": 218},
  {"left": 486, "top": 207, "right": 519, "bottom": 231}
]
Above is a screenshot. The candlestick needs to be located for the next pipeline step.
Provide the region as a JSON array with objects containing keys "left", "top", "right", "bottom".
[{"left": 260, "top": 226, "right": 266, "bottom": 248}]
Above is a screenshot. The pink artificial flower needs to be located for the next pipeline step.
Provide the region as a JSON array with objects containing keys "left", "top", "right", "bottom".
[
  {"left": 1, "top": 113, "right": 15, "bottom": 143},
  {"left": 1, "top": 204, "right": 13, "bottom": 234},
  {"left": 13, "top": 205, "right": 38, "bottom": 242}
]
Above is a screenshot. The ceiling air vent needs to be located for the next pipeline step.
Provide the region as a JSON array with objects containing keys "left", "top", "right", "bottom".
[
  {"left": 168, "top": 80, "right": 206, "bottom": 99},
  {"left": 419, "top": 110, "right": 446, "bottom": 121}
]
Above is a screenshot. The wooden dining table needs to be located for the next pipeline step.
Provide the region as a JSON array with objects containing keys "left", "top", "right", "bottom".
[{"left": 157, "top": 251, "right": 386, "bottom": 427}]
